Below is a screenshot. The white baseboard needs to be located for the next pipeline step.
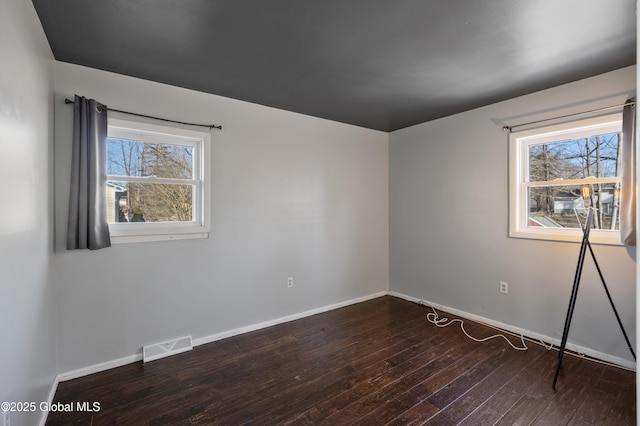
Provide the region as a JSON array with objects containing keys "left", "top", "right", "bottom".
[
  {"left": 389, "top": 291, "right": 636, "bottom": 371},
  {"left": 193, "top": 291, "right": 388, "bottom": 346},
  {"left": 57, "top": 353, "right": 143, "bottom": 382},
  {"left": 39, "top": 374, "right": 60, "bottom": 426},
  {"left": 55, "top": 291, "right": 389, "bottom": 384}
]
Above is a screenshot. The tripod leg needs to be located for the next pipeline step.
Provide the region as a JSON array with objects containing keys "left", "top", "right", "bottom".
[
  {"left": 557, "top": 242, "right": 586, "bottom": 359},
  {"left": 586, "top": 241, "right": 636, "bottom": 360},
  {"left": 553, "top": 239, "right": 588, "bottom": 389},
  {"left": 553, "top": 209, "right": 593, "bottom": 389}
]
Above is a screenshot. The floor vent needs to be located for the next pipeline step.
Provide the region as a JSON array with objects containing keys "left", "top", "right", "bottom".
[{"left": 143, "top": 335, "right": 192, "bottom": 363}]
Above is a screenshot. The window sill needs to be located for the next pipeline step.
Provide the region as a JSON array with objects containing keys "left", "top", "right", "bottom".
[
  {"left": 509, "top": 228, "right": 622, "bottom": 246},
  {"left": 110, "top": 232, "right": 209, "bottom": 244},
  {"left": 108, "top": 223, "right": 209, "bottom": 244}
]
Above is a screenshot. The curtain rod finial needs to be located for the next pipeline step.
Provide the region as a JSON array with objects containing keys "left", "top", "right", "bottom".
[{"left": 502, "top": 125, "right": 512, "bottom": 133}]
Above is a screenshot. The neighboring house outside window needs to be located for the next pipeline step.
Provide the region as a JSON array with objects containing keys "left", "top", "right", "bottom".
[
  {"left": 509, "top": 114, "right": 622, "bottom": 245},
  {"left": 106, "top": 118, "right": 211, "bottom": 244}
]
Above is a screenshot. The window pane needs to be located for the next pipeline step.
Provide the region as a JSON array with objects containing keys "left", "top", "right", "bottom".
[
  {"left": 528, "top": 132, "right": 620, "bottom": 182},
  {"left": 106, "top": 181, "right": 194, "bottom": 223},
  {"left": 107, "top": 138, "right": 193, "bottom": 179},
  {"left": 527, "top": 183, "right": 620, "bottom": 230}
]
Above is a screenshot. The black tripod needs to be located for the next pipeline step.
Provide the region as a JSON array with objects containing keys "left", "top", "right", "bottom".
[{"left": 553, "top": 207, "right": 636, "bottom": 389}]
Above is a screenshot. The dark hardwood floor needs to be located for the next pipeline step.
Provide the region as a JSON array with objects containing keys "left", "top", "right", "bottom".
[{"left": 46, "top": 296, "right": 635, "bottom": 425}]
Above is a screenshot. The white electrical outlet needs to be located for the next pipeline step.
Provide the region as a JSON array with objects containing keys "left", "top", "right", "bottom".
[
  {"left": 287, "top": 277, "right": 293, "bottom": 288},
  {"left": 2, "top": 409, "right": 9, "bottom": 426},
  {"left": 499, "top": 281, "right": 508, "bottom": 294}
]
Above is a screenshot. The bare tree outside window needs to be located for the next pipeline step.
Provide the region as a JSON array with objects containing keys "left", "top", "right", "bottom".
[
  {"left": 107, "top": 138, "right": 195, "bottom": 223},
  {"left": 527, "top": 132, "right": 621, "bottom": 230}
]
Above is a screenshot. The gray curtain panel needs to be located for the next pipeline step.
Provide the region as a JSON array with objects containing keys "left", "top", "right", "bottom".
[
  {"left": 620, "top": 97, "right": 636, "bottom": 246},
  {"left": 66, "top": 95, "right": 111, "bottom": 250}
]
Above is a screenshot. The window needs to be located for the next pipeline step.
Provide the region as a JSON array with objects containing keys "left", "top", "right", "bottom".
[
  {"left": 509, "top": 114, "right": 622, "bottom": 245},
  {"left": 106, "top": 118, "right": 211, "bottom": 244}
]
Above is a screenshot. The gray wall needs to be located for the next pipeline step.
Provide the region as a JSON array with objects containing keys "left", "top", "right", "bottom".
[
  {"left": 390, "top": 66, "right": 636, "bottom": 363},
  {"left": 53, "top": 63, "right": 389, "bottom": 373},
  {"left": 0, "top": 1, "right": 57, "bottom": 425}
]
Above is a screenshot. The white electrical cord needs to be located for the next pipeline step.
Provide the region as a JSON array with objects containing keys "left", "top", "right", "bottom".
[
  {"left": 425, "top": 305, "right": 529, "bottom": 351},
  {"left": 423, "top": 303, "right": 634, "bottom": 371}
]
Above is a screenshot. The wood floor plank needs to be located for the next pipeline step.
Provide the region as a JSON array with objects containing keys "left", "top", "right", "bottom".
[
  {"left": 263, "top": 313, "right": 487, "bottom": 425},
  {"left": 193, "top": 311, "right": 432, "bottom": 424},
  {"left": 45, "top": 296, "right": 635, "bottom": 426},
  {"left": 422, "top": 345, "right": 546, "bottom": 425},
  {"left": 380, "top": 340, "right": 507, "bottom": 425},
  {"left": 532, "top": 357, "right": 608, "bottom": 425},
  {"left": 496, "top": 353, "right": 607, "bottom": 425},
  {"left": 244, "top": 319, "right": 466, "bottom": 423},
  {"left": 568, "top": 365, "right": 630, "bottom": 426},
  {"left": 604, "top": 378, "right": 636, "bottom": 426},
  {"left": 458, "top": 348, "right": 576, "bottom": 425},
  {"left": 317, "top": 325, "right": 489, "bottom": 425}
]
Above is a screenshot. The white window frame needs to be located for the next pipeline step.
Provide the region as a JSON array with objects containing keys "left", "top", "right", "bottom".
[
  {"left": 106, "top": 117, "right": 211, "bottom": 244},
  {"left": 509, "top": 114, "right": 622, "bottom": 245}
]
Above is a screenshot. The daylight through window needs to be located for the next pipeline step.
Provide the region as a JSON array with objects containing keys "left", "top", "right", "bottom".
[
  {"left": 106, "top": 118, "right": 211, "bottom": 243},
  {"left": 509, "top": 114, "right": 622, "bottom": 244}
]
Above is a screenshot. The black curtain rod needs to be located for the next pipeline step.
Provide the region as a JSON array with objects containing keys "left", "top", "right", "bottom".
[
  {"left": 502, "top": 101, "right": 635, "bottom": 133},
  {"left": 64, "top": 98, "right": 222, "bottom": 130}
]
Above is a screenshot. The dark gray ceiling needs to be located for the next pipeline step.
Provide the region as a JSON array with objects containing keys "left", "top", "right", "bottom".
[{"left": 32, "top": 0, "right": 636, "bottom": 132}]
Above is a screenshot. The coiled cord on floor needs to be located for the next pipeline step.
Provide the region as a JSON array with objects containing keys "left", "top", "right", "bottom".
[
  {"left": 425, "top": 305, "right": 529, "bottom": 351},
  {"left": 422, "top": 302, "right": 633, "bottom": 371}
]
